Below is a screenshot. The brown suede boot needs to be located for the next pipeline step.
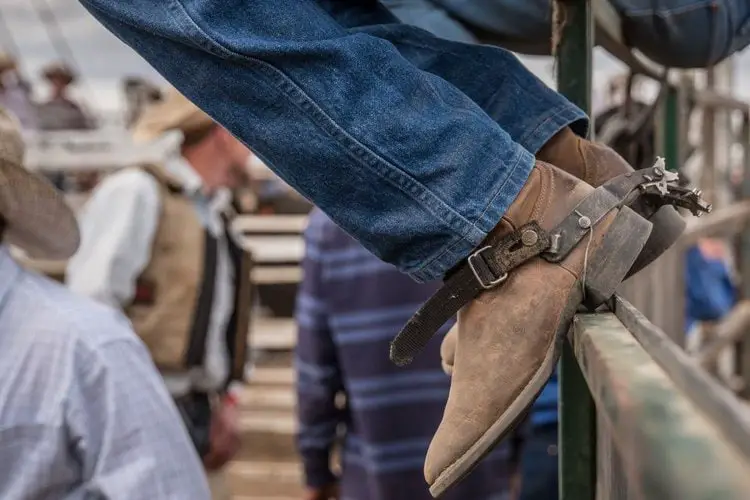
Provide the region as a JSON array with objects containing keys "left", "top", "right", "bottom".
[
  {"left": 410, "top": 162, "right": 653, "bottom": 497},
  {"left": 537, "top": 128, "right": 686, "bottom": 276},
  {"left": 436, "top": 132, "right": 705, "bottom": 379}
]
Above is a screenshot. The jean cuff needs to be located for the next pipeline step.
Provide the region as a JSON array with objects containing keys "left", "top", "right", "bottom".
[
  {"left": 518, "top": 103, "right": 589, "bottom": 155},
  {"left": 408, "top": 147, "right": 536, "bottom": 282}
]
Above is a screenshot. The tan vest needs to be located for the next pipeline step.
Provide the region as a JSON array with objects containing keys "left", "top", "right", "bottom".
[{"left": 126, "top": 164, "right": 253, "bottom": 383}]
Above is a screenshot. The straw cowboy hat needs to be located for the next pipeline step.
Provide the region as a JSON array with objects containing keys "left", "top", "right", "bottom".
[
  {"left": 0, "top": 107, "right": 79, "bottom": 259},
  {"left": 41, "top": 62, "right": 76, "bottom": 85},
  {"left": 132, "top": 87, "right": 214, "bottom": 144}
]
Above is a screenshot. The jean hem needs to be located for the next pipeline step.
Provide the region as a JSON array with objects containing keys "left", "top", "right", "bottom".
[
  {"left": 517, "top": 104, "right": 589, "bottom": 154},
  {"left": 408, "top": 147, "right": 536, "bottom": 282}
]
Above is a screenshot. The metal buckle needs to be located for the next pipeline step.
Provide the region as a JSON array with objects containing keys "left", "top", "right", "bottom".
[{"left": 467, "top": 246, "right": 508, "bottom": 290}]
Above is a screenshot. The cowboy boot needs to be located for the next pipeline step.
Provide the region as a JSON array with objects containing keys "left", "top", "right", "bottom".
[
  {"left": 437, "top": 130, "right": 703, "bottom": 378},
  {"left": 391, "top": 162, "right": 654, "bottom": 497},
  {"left": 537, "top": 127, "right": 686, "bottom": 276},
  {"left": 436, "top": 142, "right": 712, "bottom": 393}
]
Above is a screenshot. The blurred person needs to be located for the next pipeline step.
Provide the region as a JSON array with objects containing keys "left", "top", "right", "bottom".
[
  {"left": 686, "top": 238, "right": 738, "bottom": 333},
  {"left": 36, "top": 62, "right": 94, "bottom": 131},
  {"left": 384, "top": 0, "right": 750, "bottom": 68},
  {"left": 296, "top": 209, "right": 516, "bottom": 500},
  {"left": 66, "top": 88, "right": 253, "bottom": 500},
  {"left": 0, "top": 106, "right": 210, "bottom": 498},
  {"left": 0, "top": 52, "right": 36, "bottom": 130},
  {"left": 79, "top": 1, "right": 710, "bottom": 495},
  {"left": 36, "top": 62, "right": 95, "bottom": 191}
]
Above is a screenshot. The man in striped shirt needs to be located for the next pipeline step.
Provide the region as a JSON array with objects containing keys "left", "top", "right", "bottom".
[{"left": 295, "top": 209, "right": 514, "bottom": 500}]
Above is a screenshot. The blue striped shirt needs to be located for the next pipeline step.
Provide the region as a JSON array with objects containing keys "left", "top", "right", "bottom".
[{"left": 295, "top": 210, "right": 511, "bottom": 500}]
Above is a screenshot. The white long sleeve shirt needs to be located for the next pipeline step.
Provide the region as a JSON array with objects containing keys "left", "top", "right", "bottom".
[{"left": 66, "top": 156, "right": 235, "bottom": 397}]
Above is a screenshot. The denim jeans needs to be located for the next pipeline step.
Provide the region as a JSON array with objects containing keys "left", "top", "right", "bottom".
[
  {"left": 79, "top": 0, "right": 586, "bottom": 281},
  {"left": 385, "top": 0, "right": 750, "bottom": 67}
]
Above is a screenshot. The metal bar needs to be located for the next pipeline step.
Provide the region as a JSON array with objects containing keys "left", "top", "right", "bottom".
[
  {"left": 738, "top": 112, "right": 750, "bottom": 399},
  {"left": 591, "top": 0, "right": 665, "bottom": 80},
  {"left": 680, "top": 201, "right": 750, "bottom": 246},
  {"left": 591, "top": 0, "right": 621, "bottom": 43},
  {"left": 697, "top": 302, "right": 750, "bottom": 366},
  {"left": 614, "top": 296, "right": 750, "bottom": 461},
  {"left": 573, "top": 312, "right": 750, "bottom": 499},
  {"left": 663, "top": 84, "right": 680, "bottom": 172},
  {"left": 556, "top": 1, "right": 596, "bottom": 498},
  {"left": 690, "top": 88, "right": 750, "bottom": 113}
]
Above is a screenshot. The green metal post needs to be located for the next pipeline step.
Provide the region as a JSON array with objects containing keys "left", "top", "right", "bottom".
[
  {"left": 662, "top": 84, "right": 680, "bottom": 173},
  {"left": 556, "top": 1, "right": 596, "bottom": 499}
]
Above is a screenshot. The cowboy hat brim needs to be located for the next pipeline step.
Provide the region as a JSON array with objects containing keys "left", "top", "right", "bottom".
[{"left": 0, "top": 157, "right": 80, "bottom": 260}]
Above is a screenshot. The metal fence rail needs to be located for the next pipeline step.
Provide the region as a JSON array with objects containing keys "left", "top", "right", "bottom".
[
  {"left": 556, "top": 0, "right": 750, "bottom": 498},
  {"left": 574, "top": 302, "right": 750, "bottom": 500}
]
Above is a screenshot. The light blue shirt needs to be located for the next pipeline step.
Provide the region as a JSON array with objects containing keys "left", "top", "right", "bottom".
[
  {"left": 0, "top": 245, "right": 210, "bottom": 499},
  {"left": 66, "top": 156, "right": 235, "bottom": 396}
]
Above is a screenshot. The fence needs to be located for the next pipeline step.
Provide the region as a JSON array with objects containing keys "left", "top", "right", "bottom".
[{"left": 556, "top": 0, "right": 750, "bottom": 498}]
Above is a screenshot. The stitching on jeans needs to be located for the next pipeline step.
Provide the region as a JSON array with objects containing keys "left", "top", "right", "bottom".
[
  {"left": 159, "top": 0, "right": 492, "bottom": 247},
  {"left": 410, "top": 148, "right": 533, "bottom": 279},
  {"left": 84, "top": 0, "right": 487, "bottom": 248},
  {"left": 517, "top": 105, "right": 586, "bottom": 153}
]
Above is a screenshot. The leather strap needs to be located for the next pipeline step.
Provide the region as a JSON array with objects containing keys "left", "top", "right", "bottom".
[
  {"left": 389, "top": 222, "right": 549, "bottom": 366},
  {"left": 389, "top": 168, "right": 688, "bottom": 366}
]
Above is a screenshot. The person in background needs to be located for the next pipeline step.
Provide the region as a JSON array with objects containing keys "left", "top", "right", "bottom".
[
  {"left": 66, "top": 88, "right": 253, "bottom": 500},
  {"left": 685, "top": 239, "right": 738, "bottom": 333},
  {"left": 36, "top": 62, "right": 96, "bottom": 191},
  {"left": 36, "top": 62, "right": 94, "bottom": 131},
  {"left": 0, "top": 52, "right": 36, "bottom": 130},
  {"left": 0, "top": 106, "right": 210, "bottom": 498},
  {"left": 296, "top": 208, "right": 515, "bottom": 500}
]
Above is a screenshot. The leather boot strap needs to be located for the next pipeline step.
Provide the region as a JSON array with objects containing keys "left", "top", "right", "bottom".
[{"left": 389, "top": 164, "right": 709, "bottom": 366}]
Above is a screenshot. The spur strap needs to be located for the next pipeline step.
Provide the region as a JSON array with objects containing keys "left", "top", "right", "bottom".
[{"left": 389, "top": 164, "right": 711, "bottom": 366}]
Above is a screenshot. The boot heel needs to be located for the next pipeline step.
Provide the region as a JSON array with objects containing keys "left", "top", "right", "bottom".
[
  {"left": 582, "top": 206, "right": 652, "bottom": 309},
  {"left": 626, "top": 204, "right": 686, "bottom": 278}
]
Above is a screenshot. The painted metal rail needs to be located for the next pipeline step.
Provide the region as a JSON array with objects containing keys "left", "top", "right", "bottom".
[{"left": 556, "top": 0, "right": 750, "bottom": 498}]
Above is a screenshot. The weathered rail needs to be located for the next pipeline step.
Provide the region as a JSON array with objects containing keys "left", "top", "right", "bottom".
[
  {"left": 573, "top": 303, "right": 750, "bottom": 500},
  {"left": 557, "top": 0, "right": 750, "bottom": 498}
]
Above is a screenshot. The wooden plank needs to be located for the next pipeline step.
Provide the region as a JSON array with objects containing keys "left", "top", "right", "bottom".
[
  {"left": 233, "top": 215, "right": 307, "bottom": 234},
  {"left": 614, "top": 295, "right": 750, "bottom": 461},
  {"left": 252, "top": 266, "right": 302, "bottom": 285},
  {"left": 240, "top": 236, "right": 304, "bottom": 264},
  {"left": 250, "top": 317, "right": 297, "bottom": 350},
  {"left": 574, "top": 311, "right": 750, "bottom": 499}
]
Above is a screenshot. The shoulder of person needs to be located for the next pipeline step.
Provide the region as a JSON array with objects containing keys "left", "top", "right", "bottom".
[
  {"left": 10, "top": 269, "right": 141, "bottom": 351},
  {"left": 96, "top": 166, "right": 161, "bottom": 194},
  {"left": 84, "top": 167, "right": 162, "bottom": 213}
]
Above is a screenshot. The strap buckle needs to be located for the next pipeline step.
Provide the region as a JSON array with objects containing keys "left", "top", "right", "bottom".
[{"left": 467, "top": 246, "right": 508, "bottom": 290}]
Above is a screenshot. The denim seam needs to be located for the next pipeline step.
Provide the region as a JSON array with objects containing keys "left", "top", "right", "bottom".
[
  {"left": 409, "top": 147, "right": 533, "bottom": 279},
  {"left": 83, "top": 0, "right": 489, "bottom": 256},
  {"left": 516, "top": 105, "right": 586, "bottom": 152},
  {"left": 625, "top": 0, "right": 716, "bottom": 17},
  {"left": 390, "top": 35, "right": 586, "bottom": 148},
  {"left": 159, "top": 0, "right": 493, "bottom": 257}
]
